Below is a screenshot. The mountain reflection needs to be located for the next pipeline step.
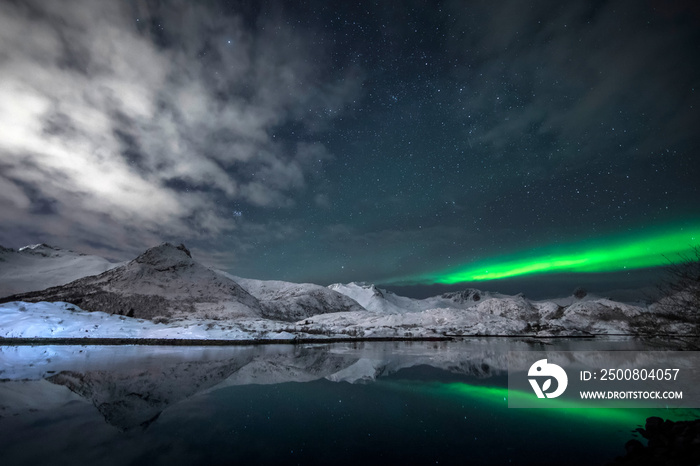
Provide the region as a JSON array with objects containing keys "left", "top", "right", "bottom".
[{"left": 0, "top": 338, "right": 648, "bottom": 430}]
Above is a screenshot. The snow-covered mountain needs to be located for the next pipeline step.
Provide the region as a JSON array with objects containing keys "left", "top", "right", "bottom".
[
  {"left": 0, "top": 244, "right": 118, "bottom": 298},
  {"left": 328, "top": 282, "right": 423, "bottom": 313},
  {"left": 0, "top": 243, "right": 365, "bottom": 323},
  {"left": 0, "top": 243, "right": 263, "bottom": 320},
  {"left": 320, "top": 282, "right": 655, "bottom": 336},
  {"left": 328, "top": 282, "right": 506, "bottom": 314},
  {"left": 218, "top": 274, "right": 366, "bottom": 321},
  {"left": 0, "top": 241, "right": 691, "bottom": 338},
  {"left": 300, "top": 293, "right": 646, "bottom": 337}
]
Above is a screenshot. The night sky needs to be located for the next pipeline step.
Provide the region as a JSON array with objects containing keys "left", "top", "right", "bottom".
[{"left": 1, "top": 0, "right": 699, "bottom": 297}]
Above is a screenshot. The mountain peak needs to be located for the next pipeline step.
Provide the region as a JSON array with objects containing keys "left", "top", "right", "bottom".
[
  {"left": 174, "top": 243, "right": 192, "bottom": 257},
  {"left": 134, "top": 243, "right": 194, "bottom": 270},
  {"left": 16, "top": 243, "right": 68, "bottom": 258},
  {"left": 19, "top": 243, "right": 56, "bottom": 252}
]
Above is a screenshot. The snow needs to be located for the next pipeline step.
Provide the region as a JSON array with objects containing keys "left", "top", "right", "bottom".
[
  {"left": 219, "top": 272, "right": 365, "bottom": 320},
  {"left": 0, "top": 301, "right": 277, "bottom": 340},
  {"left": 295, "top": 295, "right": 655, "bottom": 337},
  {"left": 556, "top": 298, "right": 642, "bottom": 334},
  {"left": 0, "top": 294, "right": 654, "bottom": 341},
  {"left": 327, "top": 282, "right": 510, "bottom": 314},
  {"left": 299, "top": 306, "right": 529, "bottom": 337},
  {"left": 328, "top": 282, "right": 423, "bottom": 313},
  {"left": 18, "top": 244, "right": 46, "bottom": 251}
]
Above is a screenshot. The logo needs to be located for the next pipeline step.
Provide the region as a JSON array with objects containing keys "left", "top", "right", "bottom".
[{"left": 528, "top": 359, "right": 568, "bottom": 398}]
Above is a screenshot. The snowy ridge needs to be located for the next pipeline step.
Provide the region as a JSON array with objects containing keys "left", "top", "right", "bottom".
[
  {"left": 298, "top": 295, "right": 647, "bottom": 337},
  {"left": 219, "top": 273, "right": 366, "bottom": 321},
  {"left": 328, "top": 282, "right": 422, "bottom": 313},
  {"left": 327, "top": 282, "right": 504, "bottom": 314},
  {"left": 0, "top": 294, "right": 657, "bottom": 339},
  {"left": 0, "top": 244, "right": 119, "bottom": 297}
]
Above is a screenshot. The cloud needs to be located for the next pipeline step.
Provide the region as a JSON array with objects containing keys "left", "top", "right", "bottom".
[{"left": 0, "top": 0, "right": 361, "bottom": 254}]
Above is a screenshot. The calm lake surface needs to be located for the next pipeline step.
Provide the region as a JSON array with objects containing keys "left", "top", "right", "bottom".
[{"left": 0, "top": 338, "right": 696, "bottom": 465}]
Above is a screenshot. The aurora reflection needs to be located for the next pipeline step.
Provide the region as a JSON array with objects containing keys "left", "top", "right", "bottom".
[{"left": 381, "top": 380, "right": 694, "bottom": 426}]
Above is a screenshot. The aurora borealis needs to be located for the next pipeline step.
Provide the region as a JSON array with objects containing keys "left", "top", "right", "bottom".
[
  {"left": 0, "top": 0, "right": 698, "bottom": 296},
  {"left": 398, "top": 223, "right": 700, "bottom": 285}
]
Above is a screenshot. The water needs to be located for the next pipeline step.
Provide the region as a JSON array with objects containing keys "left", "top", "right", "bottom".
[{"left": 0, "top": 338, "right": 696, "bottom": 465}]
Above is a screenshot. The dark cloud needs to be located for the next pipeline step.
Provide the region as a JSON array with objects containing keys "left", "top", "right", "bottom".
[{"left": 0, "top": 0, "right": 361, "bottom": 258}]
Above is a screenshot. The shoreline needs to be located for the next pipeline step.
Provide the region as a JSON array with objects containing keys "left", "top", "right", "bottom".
[
  {"left": 0, "top": 336, "right": 454, "bottom": 346},
  {"left": 0, "top": 334, "right": 630, "bottom": 346}
]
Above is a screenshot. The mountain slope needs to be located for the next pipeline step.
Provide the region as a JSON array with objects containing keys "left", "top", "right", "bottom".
[
  {"left": 0, "top": 243, "right": 263, "bottom": 320},
  {"left": 221, "top": 274, "right": 366, "bottom": 321},
  {"left": 299, "top": 294, "right": 645, "bottom": 337},
  {"left": 327, "top": 282, "right": 504, "bottom": 314},
  {"left": 0, "top": 244, "right": 118, "bottom": 298}
]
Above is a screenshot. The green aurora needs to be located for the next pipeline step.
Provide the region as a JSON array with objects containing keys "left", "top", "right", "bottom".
[
  {"left": 382, "top": 380, "right": 697, "bottom": 426},
  {"left": 398, "top": 224, "right": 700, "bottom": 285}
]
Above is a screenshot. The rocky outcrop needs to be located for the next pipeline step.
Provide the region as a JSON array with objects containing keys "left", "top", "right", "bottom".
[{"left": 441, "top": 289, "right": 482, "bottom": 303}]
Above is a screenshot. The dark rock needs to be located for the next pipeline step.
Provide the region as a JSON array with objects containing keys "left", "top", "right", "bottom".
[
  {"left": 176, "top": 243, "right": 191, "bottom": 257},
  {"left": 441, "top": 289, "right": 482, "bottom": 304}
]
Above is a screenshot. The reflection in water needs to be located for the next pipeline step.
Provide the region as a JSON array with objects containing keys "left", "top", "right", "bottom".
[
  {"left": 380, "top": 380, "right": 660, "bottom": 427},
  {"left": 0, "top": 338, "right": 696, "bottom": 465},
  {"left": 45, "top": 358, "right": 250, "bottom": 430}
]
